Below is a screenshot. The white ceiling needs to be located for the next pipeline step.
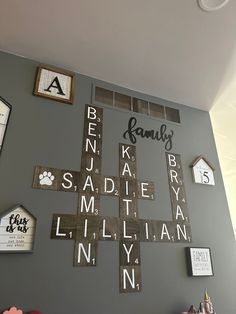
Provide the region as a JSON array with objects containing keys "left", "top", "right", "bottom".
[
  {"left": 1, "top": 0, "right": 236, "bottom": 111},
  {"left": 0, "top": 0, "right": 236, "bottom": 233}
]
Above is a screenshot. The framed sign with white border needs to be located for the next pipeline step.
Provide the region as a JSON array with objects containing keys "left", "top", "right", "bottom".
[
  {"left": 0, "top": 204, "right": 37, "bottom": 253},
  {"left": 185, "top": 247, "right": 214, "bottom": 276},
  {"left": 34, "top": 65, "right": 75, "bottom": 104},
  {"left": 0, "top": 96, "right": 11, "bottom": 155}
]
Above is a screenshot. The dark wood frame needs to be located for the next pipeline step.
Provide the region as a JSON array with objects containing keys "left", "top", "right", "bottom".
[
  {"left": 0, "top": 96, "right": 12, "bottom": 156},
  {"left": 34, "top": 64, "right": 75, "bottom": 104},
  {"left": 0, "top": 204, "right": 37, "bottom": 253},
  {"left": 185, "top": 247, "right": 214, "bottom": 277}
]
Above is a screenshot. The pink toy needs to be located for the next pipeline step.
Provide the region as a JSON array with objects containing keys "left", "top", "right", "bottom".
[{"left": 3, "top": 307, "right": 23, "bottom": 314}]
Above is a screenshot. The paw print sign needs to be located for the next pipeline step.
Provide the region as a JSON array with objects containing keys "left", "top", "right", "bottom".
[
  {"left": 32, "top": 104, "right": 191, "bottom": 293},
  {"left": 39, "top": 171, "right": 55, "bottom": 186},
  {"left": 33, "top": 167, "right": 58, "bottom": 190}
]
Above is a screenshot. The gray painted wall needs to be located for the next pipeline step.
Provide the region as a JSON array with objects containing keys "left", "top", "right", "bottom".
[{"left": 0, "top": 51, "right": 235, "bottom": 314}]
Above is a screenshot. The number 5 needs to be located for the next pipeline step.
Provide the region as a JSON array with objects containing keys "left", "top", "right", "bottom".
[{"left": 203, "top": 171, "right": 209, "bottom": 184}]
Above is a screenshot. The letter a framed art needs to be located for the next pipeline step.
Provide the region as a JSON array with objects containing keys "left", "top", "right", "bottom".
[{"left": 34, "top": 65, "right": 75, "bottom": 104}]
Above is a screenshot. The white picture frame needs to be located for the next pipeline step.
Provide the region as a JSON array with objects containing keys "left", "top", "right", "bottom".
[
  {"left": 0, "top": 205, "right": 37, "bottom": 253},
  {"left": 190, "top": 156, "right": 215, "bottom": 186},
  {"left": 186, "top": 247, "right": 214, "bottom": 277},
  {"left": 0, "top": 96, "right": 11, "bottom": 154},
  {"left": 34, "top": 65, "right": 75, "bottom": 104}
]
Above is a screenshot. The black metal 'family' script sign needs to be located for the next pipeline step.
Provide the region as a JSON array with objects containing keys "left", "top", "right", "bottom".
[{"left": 32, "top": 104, "right": 191, "bottom": 293}]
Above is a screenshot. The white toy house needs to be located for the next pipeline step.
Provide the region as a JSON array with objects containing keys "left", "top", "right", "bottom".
[{"left": 190, "top": 156, "right": 215, "bottom": 186}]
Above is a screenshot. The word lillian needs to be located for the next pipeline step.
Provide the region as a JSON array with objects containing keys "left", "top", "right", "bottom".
[{"left": 123, "top": 117, "right": 174, "bottom": 151}]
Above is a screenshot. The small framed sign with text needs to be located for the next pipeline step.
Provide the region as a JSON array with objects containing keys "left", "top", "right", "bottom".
[
  {"left": 0, "top": 96, "right": 11, "bottom": 156},
  {"left": 185, "top": 247, "right": 214, "bottom": 277},
  {"left": 190, "top": 156, "right": 215, "bottom": 185},
  {"left": 0, "top": 204, "right": 37, "bottom": 252},
  {"left": 34, "top": 65, "right": 75, "bottom": 104}
]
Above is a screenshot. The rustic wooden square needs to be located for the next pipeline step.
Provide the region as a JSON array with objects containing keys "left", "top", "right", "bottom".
[
  {"left": 34, "top": 65, "right": 75, "bottom": 104},
  {"left": 119, "top": 160, "right": 137, "bottom": 179},
  {"left": 73, "top": 240, "right": 98, "bottom": 266},
  {"left": 119, "top": 265, "right": 142, "bottom": 293},
  {"left": 99, "top": 217, "right": 119, "bottom": 241},
  {"left": 58, "top": 170, "right": 80, "bottom": 193},
  {"left": 174, "top": 223, "right": 192, "bottom": 243},
  {"left": 83, "top": 117, "right": 103, "bottom": 139},
  {"left": 120, "top": 219, "right": 140, "bottom": 241},
  {"left": 81, "top": 153, "right": 102, "bottom": 175},
  {"left": 137, "top": 180, "right": 155, "bottom": 200},
  {"left": 100, "top": 176, "right": 120, "bottom": 196},
  {"left": 32, "top": 166, "right": 61, "bottom": 191},
  {"left": 82, "top": 136, "right": 103, "bottom": 157},
  {"left": 152, "top": 221, "right": 175, "bottom": 242},
  {"left": 120, "top": 178, "right": 137, "bottom": 198},
  {"left": 77, "top": 193, "right": 101, "bottom": 216},
  {"left": 84, "top": 104, "right": 103, "bottom": 123},
  {"left": 51, "top": 214, "right": 77, "bottom": 240},
  {"left": 171, "top": 201, "right": 189, "bottom": 223},
  {"left": 166, "top": 152, "right": 182, "bottom": 170},
  {"left": 119, "top": 197, "right": 138, "bottom": 219},
  {"left": 77, "top": 215, "right": 101, "bottom": 241},
  {"left": 79, "top": 172, "right": 101, "bottom": 194},
  {"left": 166, "top": 170, "right": 184, "bottom": 188},
  {"left": 119, "top": 143, "right": 136, "bottom": 162},
  {"left": 119, "top": 241, "right": 141, "bottom": 266},
  {"left": 139, "top": 219, "right": 156, "bottom": 242}
]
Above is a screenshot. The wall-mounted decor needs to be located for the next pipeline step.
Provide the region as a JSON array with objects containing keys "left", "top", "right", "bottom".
[
  {"left": 32, "top": 104, "right": 192, "bottom": 293},
  {"left": 0, "top": 96, "right": 11, "bottom": 155},
  {"left": 190, "top": 156, "right": 215, "bottom": 185},
  {"left": 34, "top": 65, "right": 75, "bottom": 104},
  {"left": 185, "top": 247, "right": 214, "bottom": 276},
  {"left": 123, "top": 117, "right": 174, "bottom": 151},
  {"left": 0, "top": 205, "right": 37, "bottom": 252},
  {"left": 94, "top": 85, "right": 181, "bottom": 124}
]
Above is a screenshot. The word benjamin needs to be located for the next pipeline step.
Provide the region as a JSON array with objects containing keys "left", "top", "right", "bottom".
[{"left": 123, "top": 117, "right": 174, "bottom": 151}]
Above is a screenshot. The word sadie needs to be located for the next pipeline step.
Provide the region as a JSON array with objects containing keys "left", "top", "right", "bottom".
[{"left": 33, "top": 167, "right": 154, "bottom": 201}]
